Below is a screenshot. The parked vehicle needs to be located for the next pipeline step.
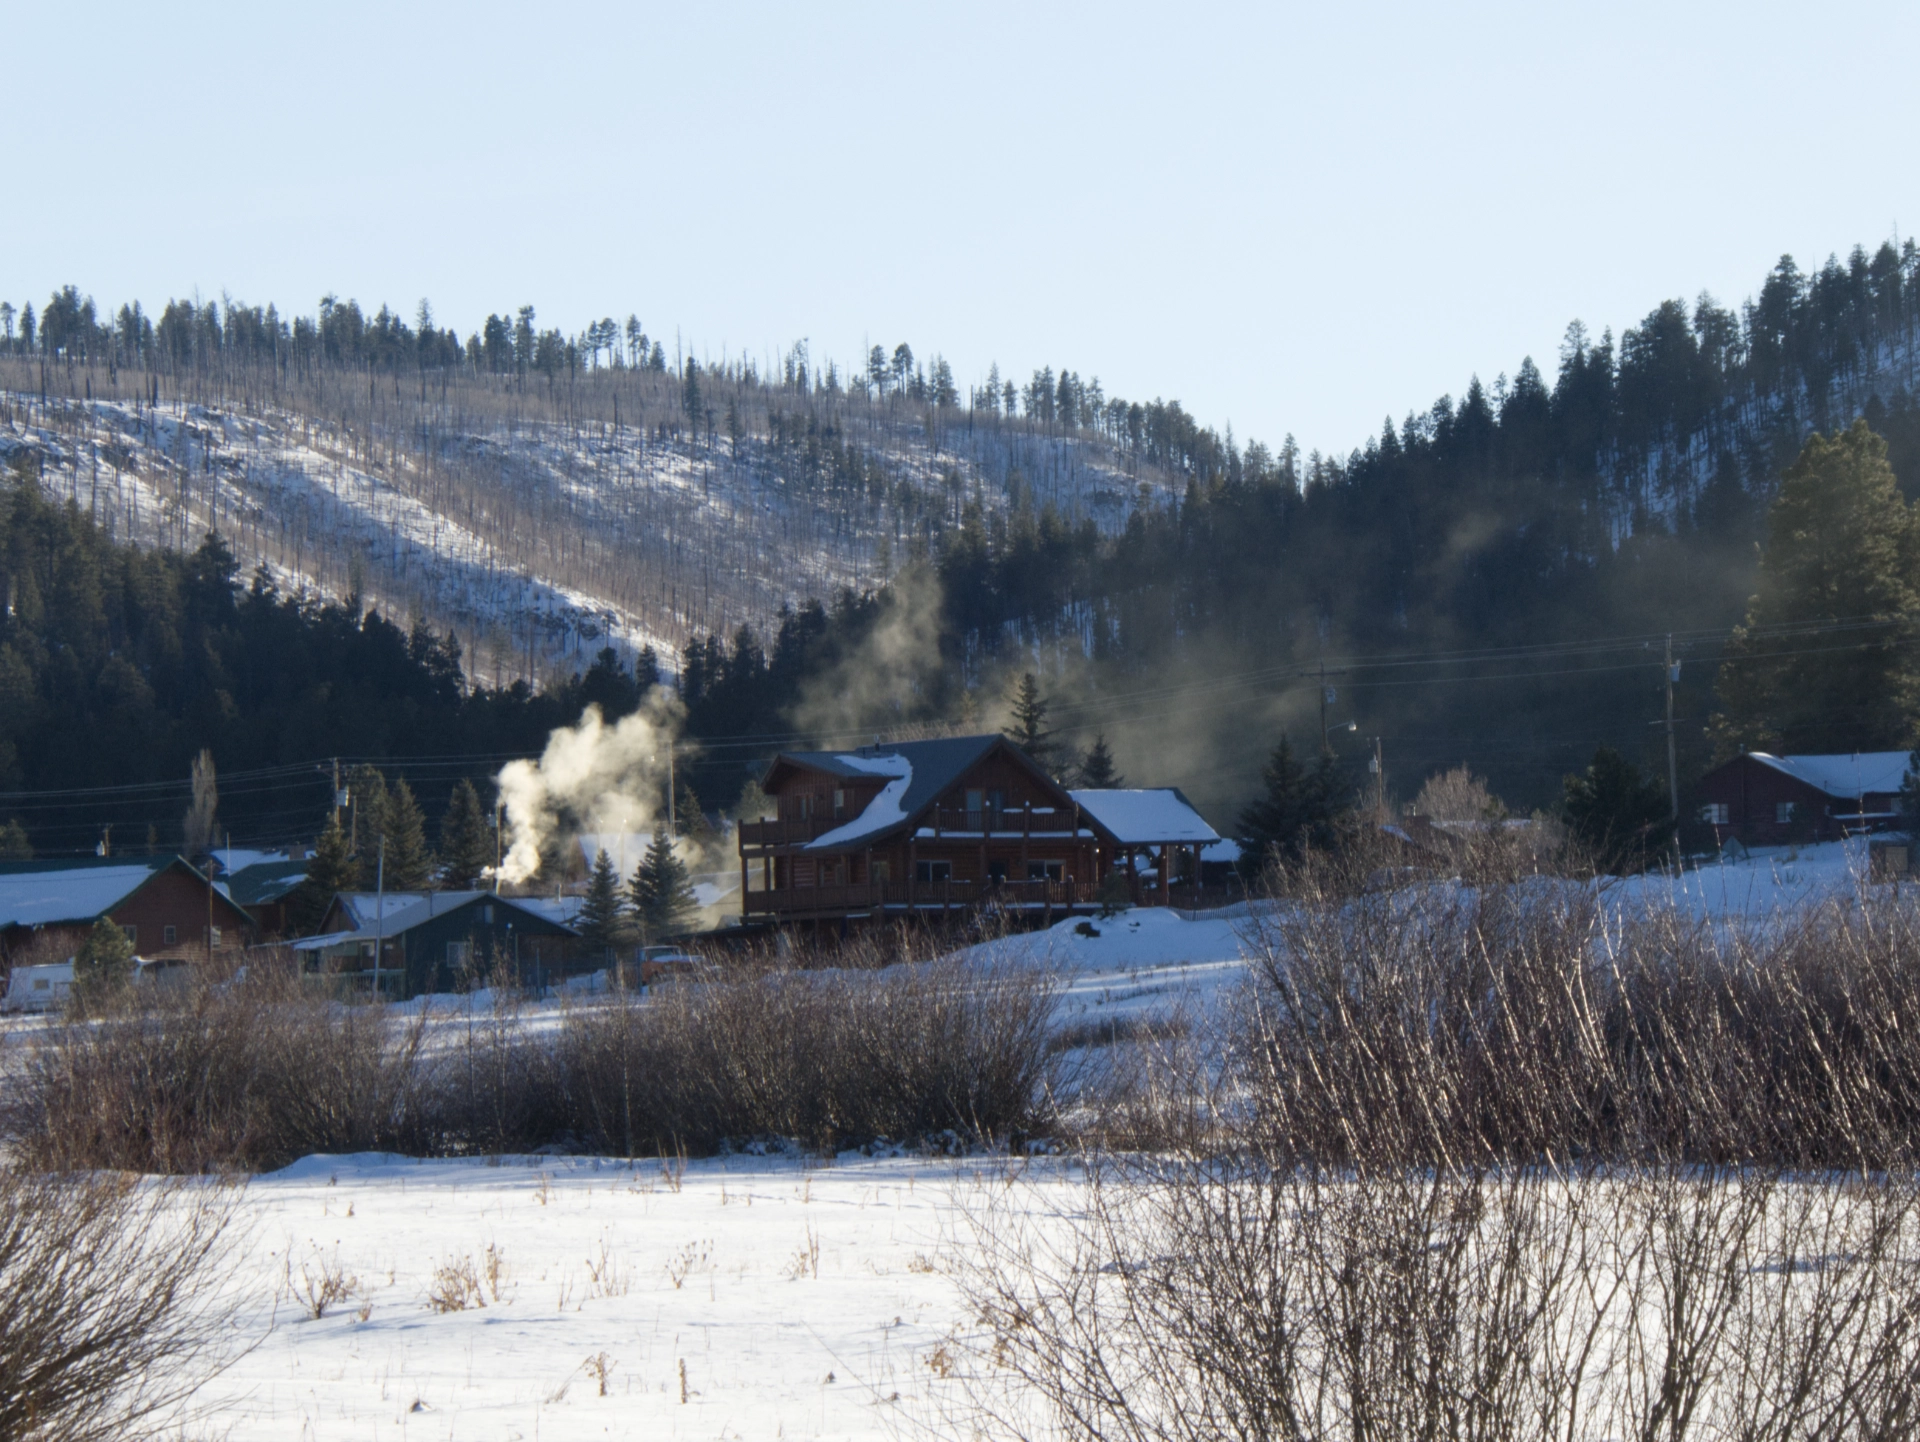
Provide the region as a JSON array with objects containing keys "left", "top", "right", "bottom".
[
  {"left": 1, "top": 960, "right": 73, "bottom": 1013},
  {"left": 638, "top": 944, "right": 699, "bottom": 985}
]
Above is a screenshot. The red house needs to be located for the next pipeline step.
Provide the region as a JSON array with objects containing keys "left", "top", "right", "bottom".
[
  {"left": 737, "top": 734, "right": 1218, "bottom": 928},
  {"left": 1692, "top": 751, "right": 1908, "bottom": 845},
  {"left": 0, "top": 855, "right": 255, "bottom": 970}
]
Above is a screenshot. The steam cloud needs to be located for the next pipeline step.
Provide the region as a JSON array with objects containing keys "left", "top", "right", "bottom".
[
  {"left": 788, "top": 565, "right": 949, "bottom": 738},
  {"left": 494, "top": 691, "right": 683, "bottom": 885}
]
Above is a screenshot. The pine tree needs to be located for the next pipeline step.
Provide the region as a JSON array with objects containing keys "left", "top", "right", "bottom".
[
  {"left": 630, "top": 832, "right": 697, "bottom": 942},
  {"left": 1236, "top": 735, "right": 1347, "bottom": 879},
  {"left": 578, "top": 848, "right": 630, "bottom": 958},
  {"left": 1562, "top": 746, "right": 1670, "bottom": 871},
  {"left": 0, "top": 818, "right": 31, "bottom": 859},
  {"left": 289, "top": 813, "right": 356, "bottom": 935},
  {"left": 1710, "top": 420, "right": 1920, "bottom": 756},
  {"left": 348, "top": 765, "right": 391, "bottom": 889},
  {"left": 1006, "top": 672, "right": 1054, "bottom": 770},
  {"left": 438, "top": 779, "right": 493, "bottom": 889},
  {"left": 72, "top": 915, "right": 135, "bottom": 1008},
  {"left": 1077, "top": 733, "right": 1122, "bottom": 789},
  {"left": 381, "top": 779, "right": 433, "bottom": 891}
]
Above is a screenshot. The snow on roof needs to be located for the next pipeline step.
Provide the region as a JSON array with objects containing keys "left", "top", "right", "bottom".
[
  {"left": 1071, "top": 789, "right": 1220, "bottom": 845},
  {"left": 309, "top": 892, "right": 580, "bottom": 944},
  {"left": 0, "top": 859, "right": 171, "bottom": 929},
  {"left": 333, "top": 893, "right": 429, "bottom": 930},
  {"left": 1750, "top": 751, "right": 1911, "bottom": 798},
  {"left": 210, "top": 847, "right": 300, "bottom": 876},
  {"left": 806, "top": 754, "right": 914, "bottom": 850},
  {"left": 1201, "top": 837, "right": 1242, "bottom": 863}
]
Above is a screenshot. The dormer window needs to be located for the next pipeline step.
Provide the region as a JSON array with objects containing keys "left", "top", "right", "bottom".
[{"left": 833, "top": 788, "right": 846, "bottom": 818}]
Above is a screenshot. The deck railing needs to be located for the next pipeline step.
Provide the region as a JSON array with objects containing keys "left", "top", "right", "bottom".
[{"left": 741, "top": 876, "right": 1093, "bottom": 917}]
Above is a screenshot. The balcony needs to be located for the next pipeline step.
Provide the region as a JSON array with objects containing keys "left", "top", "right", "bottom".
[
  {"left": 741, "top": 876, "right": 1093, "bottom": 919},
  {"left": 738, "top": 814, "right": 845, "bottom": 848}
]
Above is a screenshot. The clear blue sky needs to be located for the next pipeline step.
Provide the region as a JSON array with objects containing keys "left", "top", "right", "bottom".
[{"left": 14, "top": 1, "right": 1920, "bottom": 456}]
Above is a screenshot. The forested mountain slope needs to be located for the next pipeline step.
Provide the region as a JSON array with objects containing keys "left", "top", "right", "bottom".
[{"left": 3, "top": 238, "right": 1920, "bottom": 833}]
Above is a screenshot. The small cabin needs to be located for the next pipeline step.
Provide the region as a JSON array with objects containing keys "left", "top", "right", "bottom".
[{"left": 1693, "top": 751, "right": 1907, "bottom": 845}]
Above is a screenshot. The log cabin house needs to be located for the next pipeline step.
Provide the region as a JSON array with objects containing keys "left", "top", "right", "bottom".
[{"left": 737, "top": 734, "right": 1219, "bottom": 928}]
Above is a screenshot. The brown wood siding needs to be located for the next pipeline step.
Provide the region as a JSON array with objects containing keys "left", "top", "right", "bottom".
[
  {"left": 1692, "top": 756, "right": 1894, "bottom": 844},
  {"left": 109, "top": 867, "right": 253, "bottom": 958}
]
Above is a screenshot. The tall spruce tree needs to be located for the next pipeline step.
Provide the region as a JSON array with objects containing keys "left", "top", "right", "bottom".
[
  {"left": 380, "top": 779, "right": 433, "bottom": 891},
  {"left": 1077, "top": 733, "right": 1122, "bottom": 789},
  {"left": 578, "top": 848, "right": 630, "bottom": 959},
  {"left": 348, "top": 765, "right": 390, "bottom": 888},
  {"left": 1709, "top": 420, "right": 1920, "bottom": 756},
  {"left": 1236, "top": 735, "right": 1347, "bottom": 879},
  {"left": 438, "top": 779, "right": 493, "bottom": 889},
  {"left": 1006, "top": 672, "right": 1055, "bottom": 771},
  {"left": 630, "top": 832, "right": 697, "bottom": 941},
  {"left": 289, "top": 813, "right": 356, "bottom": 934}
]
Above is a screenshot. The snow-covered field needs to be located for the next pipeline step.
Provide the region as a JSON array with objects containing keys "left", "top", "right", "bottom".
[
  {"left": 200, "top": 1151, "right": 1047, "bottom": 1440},
  {"left": 6, "top": 840, "right": 1897, "bottom": 1435}
]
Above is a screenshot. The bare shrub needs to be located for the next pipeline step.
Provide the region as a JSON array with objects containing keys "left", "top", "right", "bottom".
[
  {"left": 962, "top": 859, "right": 1920, "bottom": 1438},
  {"left": 14, "top": 965, "right": 432, "bottom": 1173},
  {"left": 1236, "top": 851, "right": 1920, "bottom": 1169},
  {"left": 558, "top": 953, "right": 1058, "bottom": 1154},
  {"left": 419, "top": 962, "right": 565, "bottom": 1154},
  {"left": 966, "top": 1156, "right": 1920, "bottom": 1441},
  {"left": 0, "top": 1166, "right": 243, "bottom": 1441}
]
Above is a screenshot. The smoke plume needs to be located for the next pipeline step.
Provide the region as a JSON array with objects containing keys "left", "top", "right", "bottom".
[{"left": 494, "top": 690, "right": 684, "bottom": 885}]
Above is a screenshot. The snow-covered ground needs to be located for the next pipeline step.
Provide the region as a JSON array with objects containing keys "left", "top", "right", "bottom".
[{"left": 198, "top": 1150, "right": 1049, "bottom": 1440}]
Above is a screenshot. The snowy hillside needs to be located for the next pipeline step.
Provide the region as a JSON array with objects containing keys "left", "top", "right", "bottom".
[{"left": 0, "top": 385, "right": 1153, "bottom": 686}]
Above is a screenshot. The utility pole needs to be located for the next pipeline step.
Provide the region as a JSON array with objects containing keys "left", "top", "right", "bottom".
[
  {"left": 1664, "top": 634, "right": 1681, "bottom": 852},
  {"left": 372, "top": 836, "right": 385, "bottom": 1002},
  {"left": 1319, "top": 662, "right": 1332, "bottom": 752}
]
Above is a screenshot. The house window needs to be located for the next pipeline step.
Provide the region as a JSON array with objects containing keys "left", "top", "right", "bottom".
[
  {"left": 1699, "top": 803, "right": 1729, "bottom": 825},
  {"left": 833, "top": 788, "right": 846, "bottom": 818},
  {"left": 798, "top": 795, "right": 815, "bottom": 820},
  {"left": 1776, "top": 802, "right": 1796, "bottom": 825},
  {"left": 208, "top": 927, "right": 221, "bottom": 948},
  {"left": 965, "top": 789, "right": 984, "bottom": 816},
  {"left": 120, "top": 924, "right": 137, "bottom": 945},
  {"left": 870, "top": 860, "right": 890, "bottom": 884},
  {"left": 162, "top": 925, "right": 177, "bottom": 946},
  {"left": 915, "top": 859, "right": 952, "bottom": 884},
  {"left": 987, "top": 860, "right": 1009, "bottom": 883},
  {"left": 447, "top": 940, "right": 473, "bottom": 971},
  {"left": 1028, "top": 860, "right": 1064, "bottom": 881}
]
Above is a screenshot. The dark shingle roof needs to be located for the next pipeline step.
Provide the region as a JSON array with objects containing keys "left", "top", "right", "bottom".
[
  {"left": 225, "top": 860, "right": 310, "bottom": 906},
  {"left": 769, "top": 734, "right": 1050, "bottom": 849}
]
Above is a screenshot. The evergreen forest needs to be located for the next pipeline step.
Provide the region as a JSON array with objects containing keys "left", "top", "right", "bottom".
[{"left": 6, "top": 237, "right": 1920, "bottom": 848}]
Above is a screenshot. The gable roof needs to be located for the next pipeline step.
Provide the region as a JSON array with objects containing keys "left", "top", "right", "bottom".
[
  {"left": 1070, "top": 788, "right": 1220, "bottom": 845},
  {"left": 293, "top": 891, "right": 579, "bottom": 950},
  {"left": 224, "top": 860, "right": 309, "bottom": 907},
  {"left": 328, "top": 892, "right": 430, "bottom": 931},
  {"left": 0, "top": 855, "right": 244, "bottom": 931},
  {"left": 765, "top": 734, "right": 1070, "bottom": 851},
  {"left": 1748, "top": 752, "right": 1910, "bottom": 798}
]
